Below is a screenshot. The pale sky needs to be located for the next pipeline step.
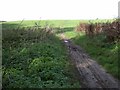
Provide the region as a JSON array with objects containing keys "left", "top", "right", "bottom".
[{"left": 1, "top": 0, "right": 119, "bottom": 21}]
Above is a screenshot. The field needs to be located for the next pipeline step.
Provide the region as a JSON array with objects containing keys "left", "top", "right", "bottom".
[{"left": 2, "top": 19, "right": 120, "bottom": 88}]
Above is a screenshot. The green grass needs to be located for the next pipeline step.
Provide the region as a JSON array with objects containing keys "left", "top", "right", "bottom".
[
  {"left": 2, "top": 25, "right": 81, "bottom": 88},
  {"left": 2, "top": 20, "right": 80, "bottom": 30},
  {"left": 2, "top": 19, "right": 114, "bottom": 30},
  {"left": 63, "top": 31, "right": 77, "bottom": 39},
  {"left": 71, "top": 33, "right": 119, "bottom": 80}
]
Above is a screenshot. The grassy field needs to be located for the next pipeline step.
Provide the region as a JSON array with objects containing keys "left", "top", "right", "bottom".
[
  {"left": 2, "top": 20, "right": 80, "bottom": 30},
  {"left": 2, "top": 19, "right": 119, "bottom": 88},
  {"left": 2, "top": 19, "right": 114, "bottom": 29}
]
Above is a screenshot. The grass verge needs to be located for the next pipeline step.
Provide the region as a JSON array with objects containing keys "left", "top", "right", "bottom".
[{"left": 72, "top": 33, "right": 119, "bottom": 80}]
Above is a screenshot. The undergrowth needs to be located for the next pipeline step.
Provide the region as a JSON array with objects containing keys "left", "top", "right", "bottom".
[{"left": 2, "top": 26, "right": 80, "bottom": 88}]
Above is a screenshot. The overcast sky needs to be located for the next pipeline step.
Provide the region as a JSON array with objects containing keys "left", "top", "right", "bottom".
[{"left": 1, "top": 0, "right": 119, "bottom": 21}]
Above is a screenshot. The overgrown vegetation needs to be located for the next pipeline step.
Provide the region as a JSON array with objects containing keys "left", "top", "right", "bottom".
[
  {"left": 2, "top": 21, "right": 80, "bottom": 88},
  {"left": 73, "top": 19, "right": 120, "bottom": 79},
  {"left": 76, "top": 19, "right": 119, "bottom": 42}
]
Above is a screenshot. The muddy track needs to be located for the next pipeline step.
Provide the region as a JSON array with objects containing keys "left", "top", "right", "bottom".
[{"left": 63, "top": 38, "right": 120, "bottom": 89}]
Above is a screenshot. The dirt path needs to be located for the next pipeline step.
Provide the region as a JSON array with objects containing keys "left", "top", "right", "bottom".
[{"left": 60, "top": 34, "right": 120, "bottom": 88}]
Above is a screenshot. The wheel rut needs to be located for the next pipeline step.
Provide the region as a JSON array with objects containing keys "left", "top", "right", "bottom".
[{"left": 62, "top": 38, "right": 120, "bottom": 89}]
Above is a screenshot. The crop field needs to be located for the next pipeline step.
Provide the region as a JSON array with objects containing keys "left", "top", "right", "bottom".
[{"left": 2, "top": 19, "right": 120, "bottom": 88}]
